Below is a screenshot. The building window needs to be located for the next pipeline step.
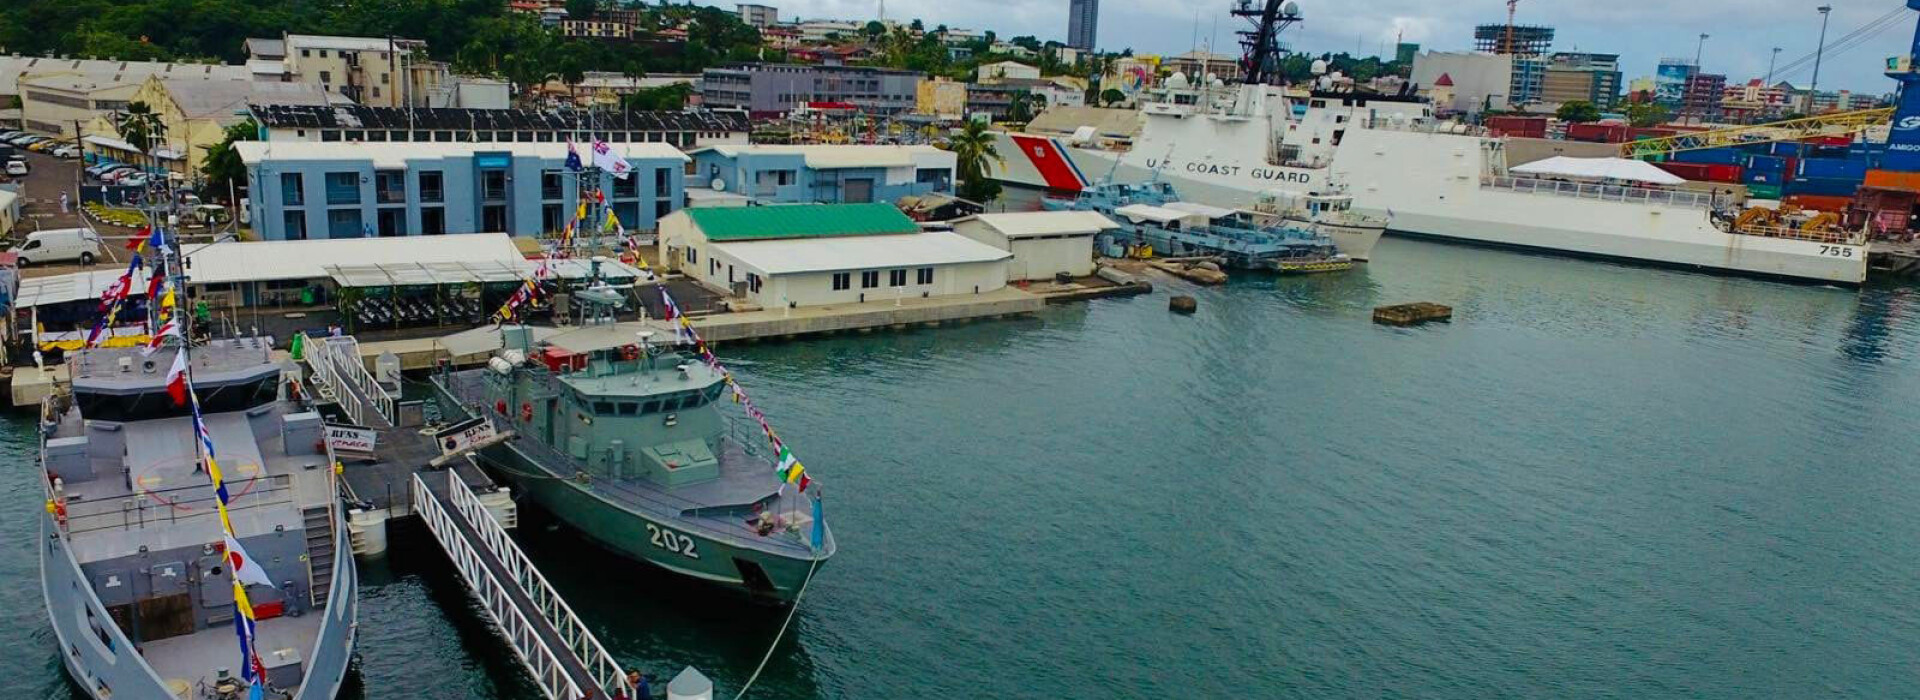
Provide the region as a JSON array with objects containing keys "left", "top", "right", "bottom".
[
  {"left": 916, "top": 267, "right": 933, "bottom": 284},
  {"left": 280, "top": 173, "right": 304, "bottom": 205},
  {"left": 371, "top": 86, "right": 381, "bottom": 99},
  {"left": 482, "top": 204, "right": 508, "bottom": 232},
  {"left": 419, "top": 171, "right": 443, "bottom": 202},
  {"left": 480, "top": 170, "right": 508, "bottom": 200},
  {"left": 283, "top": 210, "right": 307, "bottom": 240},
  {"left": 747, "top": 273, "right": 762, "bottom": 294},
  {"left": 542, "top": 203, "right": 563, "bottom": 232},
  {"left": 888, "top": 269, "right": 906, "bottom": 286},
  {"left": 541, "top": 170, "right": 564, "bottom": 200},
  {"left": 325, "top": 172, "right": 359, "bottom": 204},
  {"left": 832, "top": 272, "right": 850, "bottom": 290},
  {"left": 421, "top": 207, "right": 445, "bottom": 235},
  {"left": 860, "top": 270, "right": 879, "bottom": 288},
  {"left": 655, "top": 199, "right": 672, "bottom": 219},
  {"left": 327, "top": 209, "right": 364, "bottom": 238},
  {"left": 655, "top": 167, "right": 670, "bottom": 193},
  {"left": 687, "top": 247, "right": 698, "bottom": 264},
  {"left": 375, "top": 171, "right": 405, "bottom": 203},
  {"left": 614, "top": 175, "right": 638, "bottom": 199},
  {"left": 376, "top": 207, "right": 407, "bottom": 236},
  {"left": 319, "top": 71, "right": 331, "bottom": 84}
]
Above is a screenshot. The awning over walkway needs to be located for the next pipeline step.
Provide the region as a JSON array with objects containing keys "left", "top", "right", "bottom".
[{"left": 324, "top": 258, "right": 648, "bottom": 288}]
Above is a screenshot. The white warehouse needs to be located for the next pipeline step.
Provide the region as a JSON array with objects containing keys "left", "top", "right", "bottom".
[
  {"left": 951, "top": 211, "right": 1116, "bottom": 281},
  {"left": 658, "top": 203, "right": 1011, "bottom": 308}
]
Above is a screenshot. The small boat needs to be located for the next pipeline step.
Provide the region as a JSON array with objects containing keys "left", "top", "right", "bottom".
[
  {"left": 1239, "top": 185, "right": 1388, "bottom": 262},
  {"left": 1046, "top": 178, "right": 1351, "bottom": 272}
]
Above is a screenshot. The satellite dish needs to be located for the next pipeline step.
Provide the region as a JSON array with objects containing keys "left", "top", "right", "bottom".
[{"left": 711, "top": 178, "right": 726, "bottom": 191}]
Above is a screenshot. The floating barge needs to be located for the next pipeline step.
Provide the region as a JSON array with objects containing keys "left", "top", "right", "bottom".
[{"left": 1373, "top": 302, "right": 1453, "bottom": 326}]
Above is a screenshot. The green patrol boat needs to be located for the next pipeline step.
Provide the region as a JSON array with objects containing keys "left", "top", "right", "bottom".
[{"left": 432, "top": 324, "right": 832, "bottom": 602}]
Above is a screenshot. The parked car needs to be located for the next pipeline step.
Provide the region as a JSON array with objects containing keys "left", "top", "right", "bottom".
[
  {"left": 0, "top": 131, "right": 20, "bottom": 141},
  {"left": 118, "top": 174, "right": 149, "bottom": 188},
  {"left": 101, "top": 168, "right": 139, "bottom": 184},
  {"left": 86, "top": 163, "right": 122, "bottom": 177},
  {"left": 51, "top": 146, "right": 79, "bottom": 159},
  {"left": 15, "top": 228, "right": 104, "bottom": 267},
  {"left": 5, "top": 160, "right": 28, "bottom": 177},
  {"left": 28, "top": 140, "right": 61, "bottom": 153}
]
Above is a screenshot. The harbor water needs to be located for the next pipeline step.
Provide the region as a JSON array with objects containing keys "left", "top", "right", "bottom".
[{"left": 7, "top": 236, "right": 1920, "bottom": 698}]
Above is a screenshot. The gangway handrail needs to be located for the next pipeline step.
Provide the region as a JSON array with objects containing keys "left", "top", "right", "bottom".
[
  {"left": 301, "top": 334, "right": 395, "bottom": 427},
  {"left": 443, "top": 471, "right": 633, "bottom": 699},
  {"left": 410, "top": 472, "right": 632, "bottom": 700}
]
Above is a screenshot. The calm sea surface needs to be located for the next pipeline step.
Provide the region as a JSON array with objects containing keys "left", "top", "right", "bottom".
[{"left": 5, "top": 236, "right": 1920, "bottom": 698}]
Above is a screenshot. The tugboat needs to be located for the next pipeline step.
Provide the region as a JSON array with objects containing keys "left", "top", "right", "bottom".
[
  {"left": 432, "top": 321, "right": 833, "bottom": 603},
  {"left": 40, "top": 338, "right": 360, "bottom": 699}
]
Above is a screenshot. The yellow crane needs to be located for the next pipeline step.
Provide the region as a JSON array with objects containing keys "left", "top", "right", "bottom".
[{"left": 1620, "top": 107, "right": 1892, "bottom": 159}]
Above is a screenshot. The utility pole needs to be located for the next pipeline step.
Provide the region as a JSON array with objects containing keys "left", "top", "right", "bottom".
[
  {"left": 1808, "top": 4, "right": 1832, "bottom": 114},
  {"left": 1765, "top": 47, "right": 1783, "bottom": 122},
  {"left": 1694, "top": 33, "right": 1708, "bottom": 68},
  {"left": 1765, "top": 47, "right": 1781, "bottom": 85}
]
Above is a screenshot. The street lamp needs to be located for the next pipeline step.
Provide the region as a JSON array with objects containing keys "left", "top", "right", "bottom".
[
  {"left": 1695, "top": 33, "right": 1709, "bottom": 68},
  {"left": 1765, "top": 47, "right": 1781, "bottom": 85},
  {"left": 1808, "top": 5, "right": 1832, "bottom": 113}
]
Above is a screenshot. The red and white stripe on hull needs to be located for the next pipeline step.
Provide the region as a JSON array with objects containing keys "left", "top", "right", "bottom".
[{"left": 1006, "top": 134, "right": 1089, "bottom": 193}]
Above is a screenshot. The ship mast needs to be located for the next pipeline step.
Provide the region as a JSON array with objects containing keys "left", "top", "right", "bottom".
[{"left": 1231, "top": 0, "right": 1303, "bottom": 87}]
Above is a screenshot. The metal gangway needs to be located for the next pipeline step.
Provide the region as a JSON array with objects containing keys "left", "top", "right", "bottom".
[
  {"left": 300, "top": 334, "right": 396, "bottom": 428},
  {"left": 411, "top": 469, "right": 635, "bottom": 700}
]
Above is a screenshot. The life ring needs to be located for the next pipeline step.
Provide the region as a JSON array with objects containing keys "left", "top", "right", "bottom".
[
  {"left": 495, "top": 399, "right": 508, "bottom": 415},
  {"left": 620, "top": 344, "right": 640, "bottom": 361},
  {"left": 521, "top": 403, "right": 534, "bottom": 422}
]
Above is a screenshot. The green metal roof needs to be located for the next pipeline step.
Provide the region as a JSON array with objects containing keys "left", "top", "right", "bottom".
[{"left": 687, "top": 203, "right": 919, "bottom": 242}]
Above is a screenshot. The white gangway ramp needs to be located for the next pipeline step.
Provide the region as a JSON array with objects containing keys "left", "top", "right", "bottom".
[
  {"left": 412, "top": 470, "right": 635, "bottom": 700},
  {"left": 300, "top": 334, "right": 395, "bottom": 428}
]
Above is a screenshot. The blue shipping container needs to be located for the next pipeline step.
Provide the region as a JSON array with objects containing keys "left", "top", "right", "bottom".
[
  {"left": 1881, "top": 150, "right": 1920, "bottom": 173},
  {"left": 1744, "top": 171, "right": 1780, "bottom": 185},
  {"left": 1747, "top": 155, "right": 1788, "bottom": 173},
  {"left": 1769, "top": 142, "right": 1810, "bottom": 157},
  {"left": 1798, "top": 158, "right": 1870, "bottom": 180},
  {"left": 1785, "top": 176, "right": 1861, "bottom": 197},
  {"left": 1674, "top": 148, "right": 1745, "bottom": 165}
]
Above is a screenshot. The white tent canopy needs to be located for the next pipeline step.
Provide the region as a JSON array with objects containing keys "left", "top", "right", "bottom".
[{"left": 1509, "top": 156, "right": 1686, "bottom": 186}]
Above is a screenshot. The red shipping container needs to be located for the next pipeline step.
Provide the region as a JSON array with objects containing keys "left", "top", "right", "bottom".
[
  {"left": 1487, "top": 116, "right": 1547, "bottom": 138},
  {"left": 1566, "top": 123, "right": 1629, "bottom": 143},
  {"left": 1655, "top": 162, "right": 1713, "bottom": 181},
  {"left": 1703, "top": 164, "right": 1743, "bottom": 183},
  {"left": 1803, "top": 135, "right": 1852, "bottom": 147},
  {"left": 1784, "top": 194, "right": 1852, "bottom": 212}
]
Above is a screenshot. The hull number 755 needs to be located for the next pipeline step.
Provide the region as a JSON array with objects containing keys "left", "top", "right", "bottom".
[{"left": 1818, "top": 245, "right": 1856, "bottom": 258}]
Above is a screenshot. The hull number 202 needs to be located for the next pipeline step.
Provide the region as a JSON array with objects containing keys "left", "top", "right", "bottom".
[
  {"left": 1819, "top": 245, "right": 1856, "bottom": 258},
  {"left": 646, "top": 523, "right": 700, "bottom": 559}
]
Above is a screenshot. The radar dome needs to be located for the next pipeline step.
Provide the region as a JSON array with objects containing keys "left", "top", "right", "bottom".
[
  {"left": 1310, "top": 59, "right": 1329, "bottom": 75},
  {"left": 1166, "top": 71, "right": 1190, "bottom": 89},
  {"left": 1283, "top": 1, "right": 1301, "bottom": 17}
]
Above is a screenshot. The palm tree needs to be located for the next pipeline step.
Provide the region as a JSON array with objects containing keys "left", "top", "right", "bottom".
[
  {"left": 947, "top": 119, "right": 1004, "bottom": 203},
  {"left": 114, "top": 100, "right": 167, "bottom": 177}
]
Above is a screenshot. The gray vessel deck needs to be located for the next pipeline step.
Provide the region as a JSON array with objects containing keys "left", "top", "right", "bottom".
[{"left": 441, "top": 368, "right": 818, "bottom": 555}]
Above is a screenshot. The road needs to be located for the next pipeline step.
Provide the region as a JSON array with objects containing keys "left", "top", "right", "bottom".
[{"left": 7, "top": 147, "right": 132, "bottom": 278}]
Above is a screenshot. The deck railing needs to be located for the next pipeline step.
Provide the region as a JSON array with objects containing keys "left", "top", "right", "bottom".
[{"left": 1483, "top": 176, "right": 1719, "bottom": 210}]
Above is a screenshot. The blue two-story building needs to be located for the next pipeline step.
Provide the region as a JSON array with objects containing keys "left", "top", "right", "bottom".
[
  {"left": 685, "top": 145, "right": 956, "bottom": 205},
  {"left": 236, "top": 141, "right": 689, "bottom": 240}
]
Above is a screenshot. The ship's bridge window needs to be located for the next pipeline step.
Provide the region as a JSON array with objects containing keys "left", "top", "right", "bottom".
[
  {"left": 1310, "top": 99, "right": 1326, "bottom": 108},
  {"left": 618, "top": 402, "right": 638, "bottom": 416},
  {"left": 643, "top": 400, "right": 662, "bottom": 414},
  {"left": 594, "top": 401, "right": 616, "bottom": 414}
]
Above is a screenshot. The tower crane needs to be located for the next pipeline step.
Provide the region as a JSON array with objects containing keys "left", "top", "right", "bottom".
[{"left": 1503, "top": 0, "right": 1520, "bottom": 54}]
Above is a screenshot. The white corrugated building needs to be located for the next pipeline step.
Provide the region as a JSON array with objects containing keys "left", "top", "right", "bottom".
[
  {"left": 658, "top": 203, "right": 1009, "bottom": 307},
  {"left": 950, "top": 211, "right": 1116, "bottom": 281}
]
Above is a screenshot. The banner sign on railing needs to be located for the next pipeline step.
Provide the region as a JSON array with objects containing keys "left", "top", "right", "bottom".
[
  {"left": 324, "top": 424, "right": 378, "bottom": 461},
  {"left": 436, "top": 417, "right": 499, "bottom": 457}
]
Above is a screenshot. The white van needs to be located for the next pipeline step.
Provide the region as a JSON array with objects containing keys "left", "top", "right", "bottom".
[{"left": 16, "top": 228, "right": 104, "bottom": 266}]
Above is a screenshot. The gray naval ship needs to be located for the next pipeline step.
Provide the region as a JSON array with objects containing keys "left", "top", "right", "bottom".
[
  {"left": 433, "top": 325, "right": 834, "bottom": 602},
  {"left": 40, "top": 339, "right": 358, "bottom": 699}
]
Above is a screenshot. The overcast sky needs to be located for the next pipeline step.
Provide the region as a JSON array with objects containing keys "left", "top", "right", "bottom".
[{"left": 771, "top": 0, "right": 1916, "bottom": 94}]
